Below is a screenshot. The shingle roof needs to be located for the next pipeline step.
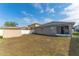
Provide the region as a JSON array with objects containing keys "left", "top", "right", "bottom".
[{"left": 40, "top": 21, "right": 75, "bottom": 27}]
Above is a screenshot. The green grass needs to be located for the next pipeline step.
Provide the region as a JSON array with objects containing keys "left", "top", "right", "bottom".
[
  {"left": 0, "top": 36, "right": 3, "bottom": 39},
  {"left": 0, "top": 28, "right": 4, "bottom": 29},
  {"left": 69, "top": 37, "right": 79, "bottom": 56},
  {"left": 0, "top": 34, "right": 70, "bottom": 56},
  {"left": 73, "top": 32, "right": 79, "bottom": 36}
]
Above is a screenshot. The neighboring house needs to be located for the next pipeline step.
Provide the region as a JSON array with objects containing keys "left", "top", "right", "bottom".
[
  {"left": 27, "top": 23, "right": 40, "bottom": 30},
  {"left": 73, "top": 25, "right": 79, "bottom": 32},
  {"left": 33, "top": 22, "right": 75, "bottom": 37}
]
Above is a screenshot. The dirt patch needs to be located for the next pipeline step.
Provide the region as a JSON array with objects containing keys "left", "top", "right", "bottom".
[{"left": 0, "top": 34, "right": 71, "bottom": 56}]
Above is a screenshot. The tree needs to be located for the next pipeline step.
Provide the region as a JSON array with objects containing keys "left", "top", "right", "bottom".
[{"left": 4, "top": 22, "right": 18, "bottom": 27}]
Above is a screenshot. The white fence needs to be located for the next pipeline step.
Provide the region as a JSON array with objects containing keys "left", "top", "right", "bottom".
[
  {"left": 0, "top": 30, "right": 34, "bottom": 36},
  {"left": 0, "top": 30, "right": 4, "bottom": 36},
  {"left": 21, "top": 30, "right": 34, "bottom": 35}
]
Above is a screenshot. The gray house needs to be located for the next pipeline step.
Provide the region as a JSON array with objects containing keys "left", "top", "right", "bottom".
[
  {"left": 33, "top": 22, "right": 75, "bottom": 37},
  {"left": 73, "top": 25, "right": 79, "bottom": 32}
]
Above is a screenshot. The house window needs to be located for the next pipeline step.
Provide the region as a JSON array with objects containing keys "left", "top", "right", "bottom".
[
  {"left": 64, "top": 26, "right": 69, "bottom": 34},
  {"left": 57, "top": 26, "right": 69, "bottom": 34}
]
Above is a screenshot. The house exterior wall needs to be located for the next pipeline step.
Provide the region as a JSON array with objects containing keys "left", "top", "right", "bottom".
[
  {"left": 56, "top": 26, "right": 61, "bottom": 34},
  {"left": 33, "top": 25, "right": 73, "bottom": 36},
  {"left": 3, "top": 29, "right": 22, "bottom": 38},
  {"left": 69, "top": 25, "right": 73, "bottom": 37},
  {"left": 34, "top": 26, "right": 57, "bottom": 35}
]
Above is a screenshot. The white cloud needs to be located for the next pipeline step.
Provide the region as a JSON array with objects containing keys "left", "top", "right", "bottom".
[
  {"left": 21, "top": 16, "right": 55, "bottom": 25},
  {"left": 21, "top": 11, "right": 27, "bottom": 15},
  {"left": 21, "top": 11, "right": 33, "bottom": 16},
  {"left": 40, "top": 10, "right": 44, "bottom": 13},
  {"left": 45, "top": 4, "right": 55, "bottom": 14},
  {"left": 21, "top": 11, "right": 41, "bottom": 25},
  {"left": 21, "top": 7, "right": 55, "bottom": 25},
  {"left": 33, "top": 3, "right": 42, "bottom": 9},
  {"left": 61, "top": 3, "right": 79, "bottom": 26},
  {"left": 33, "top": 3, "right": 55, "bottom": 14},
  {"left": 46, "top": 8, "right": 55, "bottom": 14},
  {"left": 22, "top": 17, "right": 39, "bottom": 24},
  {"left": 21, "top": 10, "right": 54, "bottom": 25},
  {"left": 43, "top": 18, "right": 54, "bottom": 23},
  {"left": 33, "top": 3, "right": 44, "bottom": 13}
]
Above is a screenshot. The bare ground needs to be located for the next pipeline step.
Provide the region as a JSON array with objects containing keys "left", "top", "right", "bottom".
[{"left": 0, "top": 34, "right": 71, "bottom": 56}]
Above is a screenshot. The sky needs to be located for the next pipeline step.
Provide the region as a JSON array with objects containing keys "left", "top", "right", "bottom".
[{"left": 0, "top": 3, "right": 79, "bottom": 27}]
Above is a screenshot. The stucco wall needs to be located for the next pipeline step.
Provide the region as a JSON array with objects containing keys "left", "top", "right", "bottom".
[
  {"left": 3, "top": 29, "right": 22, "bottom": 38},
  {"left": 0, "top": 30, "right": 4, "bottom": 36},
  {"left": 0, "top": 29, "right": 34, "bottom": 38},
  {"left": 21, "top": 30, "right": 34, "bottom": 34},
  {"left": 34, "top": 25, "right": 72, "bottom": 36},
  {"left": 34, "top": 26, "right": 57, "bottom": 35}
]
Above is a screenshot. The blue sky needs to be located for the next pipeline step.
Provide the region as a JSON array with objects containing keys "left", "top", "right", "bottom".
[{"left": 0, "top": 3, "right": 72, "bottom": 27}]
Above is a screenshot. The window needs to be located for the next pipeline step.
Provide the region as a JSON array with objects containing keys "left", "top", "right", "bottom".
[{"left": 64, "top": 26, "right": 69, "bottom": 34}]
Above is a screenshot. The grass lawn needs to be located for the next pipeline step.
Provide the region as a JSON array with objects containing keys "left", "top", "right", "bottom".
[
  {"left": 73, "top": 32, "right": 79, "bottom": 36},
  {"left": 0, "top": 34, "right": 71, "bottom": 56},
  {"left": 69, "top": 36, "right": 79, "bottom": 56}
]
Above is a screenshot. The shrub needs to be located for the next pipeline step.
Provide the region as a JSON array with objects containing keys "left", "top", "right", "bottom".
[{"left": 0, "top": 36, "right": 3, "bottom": 39}]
